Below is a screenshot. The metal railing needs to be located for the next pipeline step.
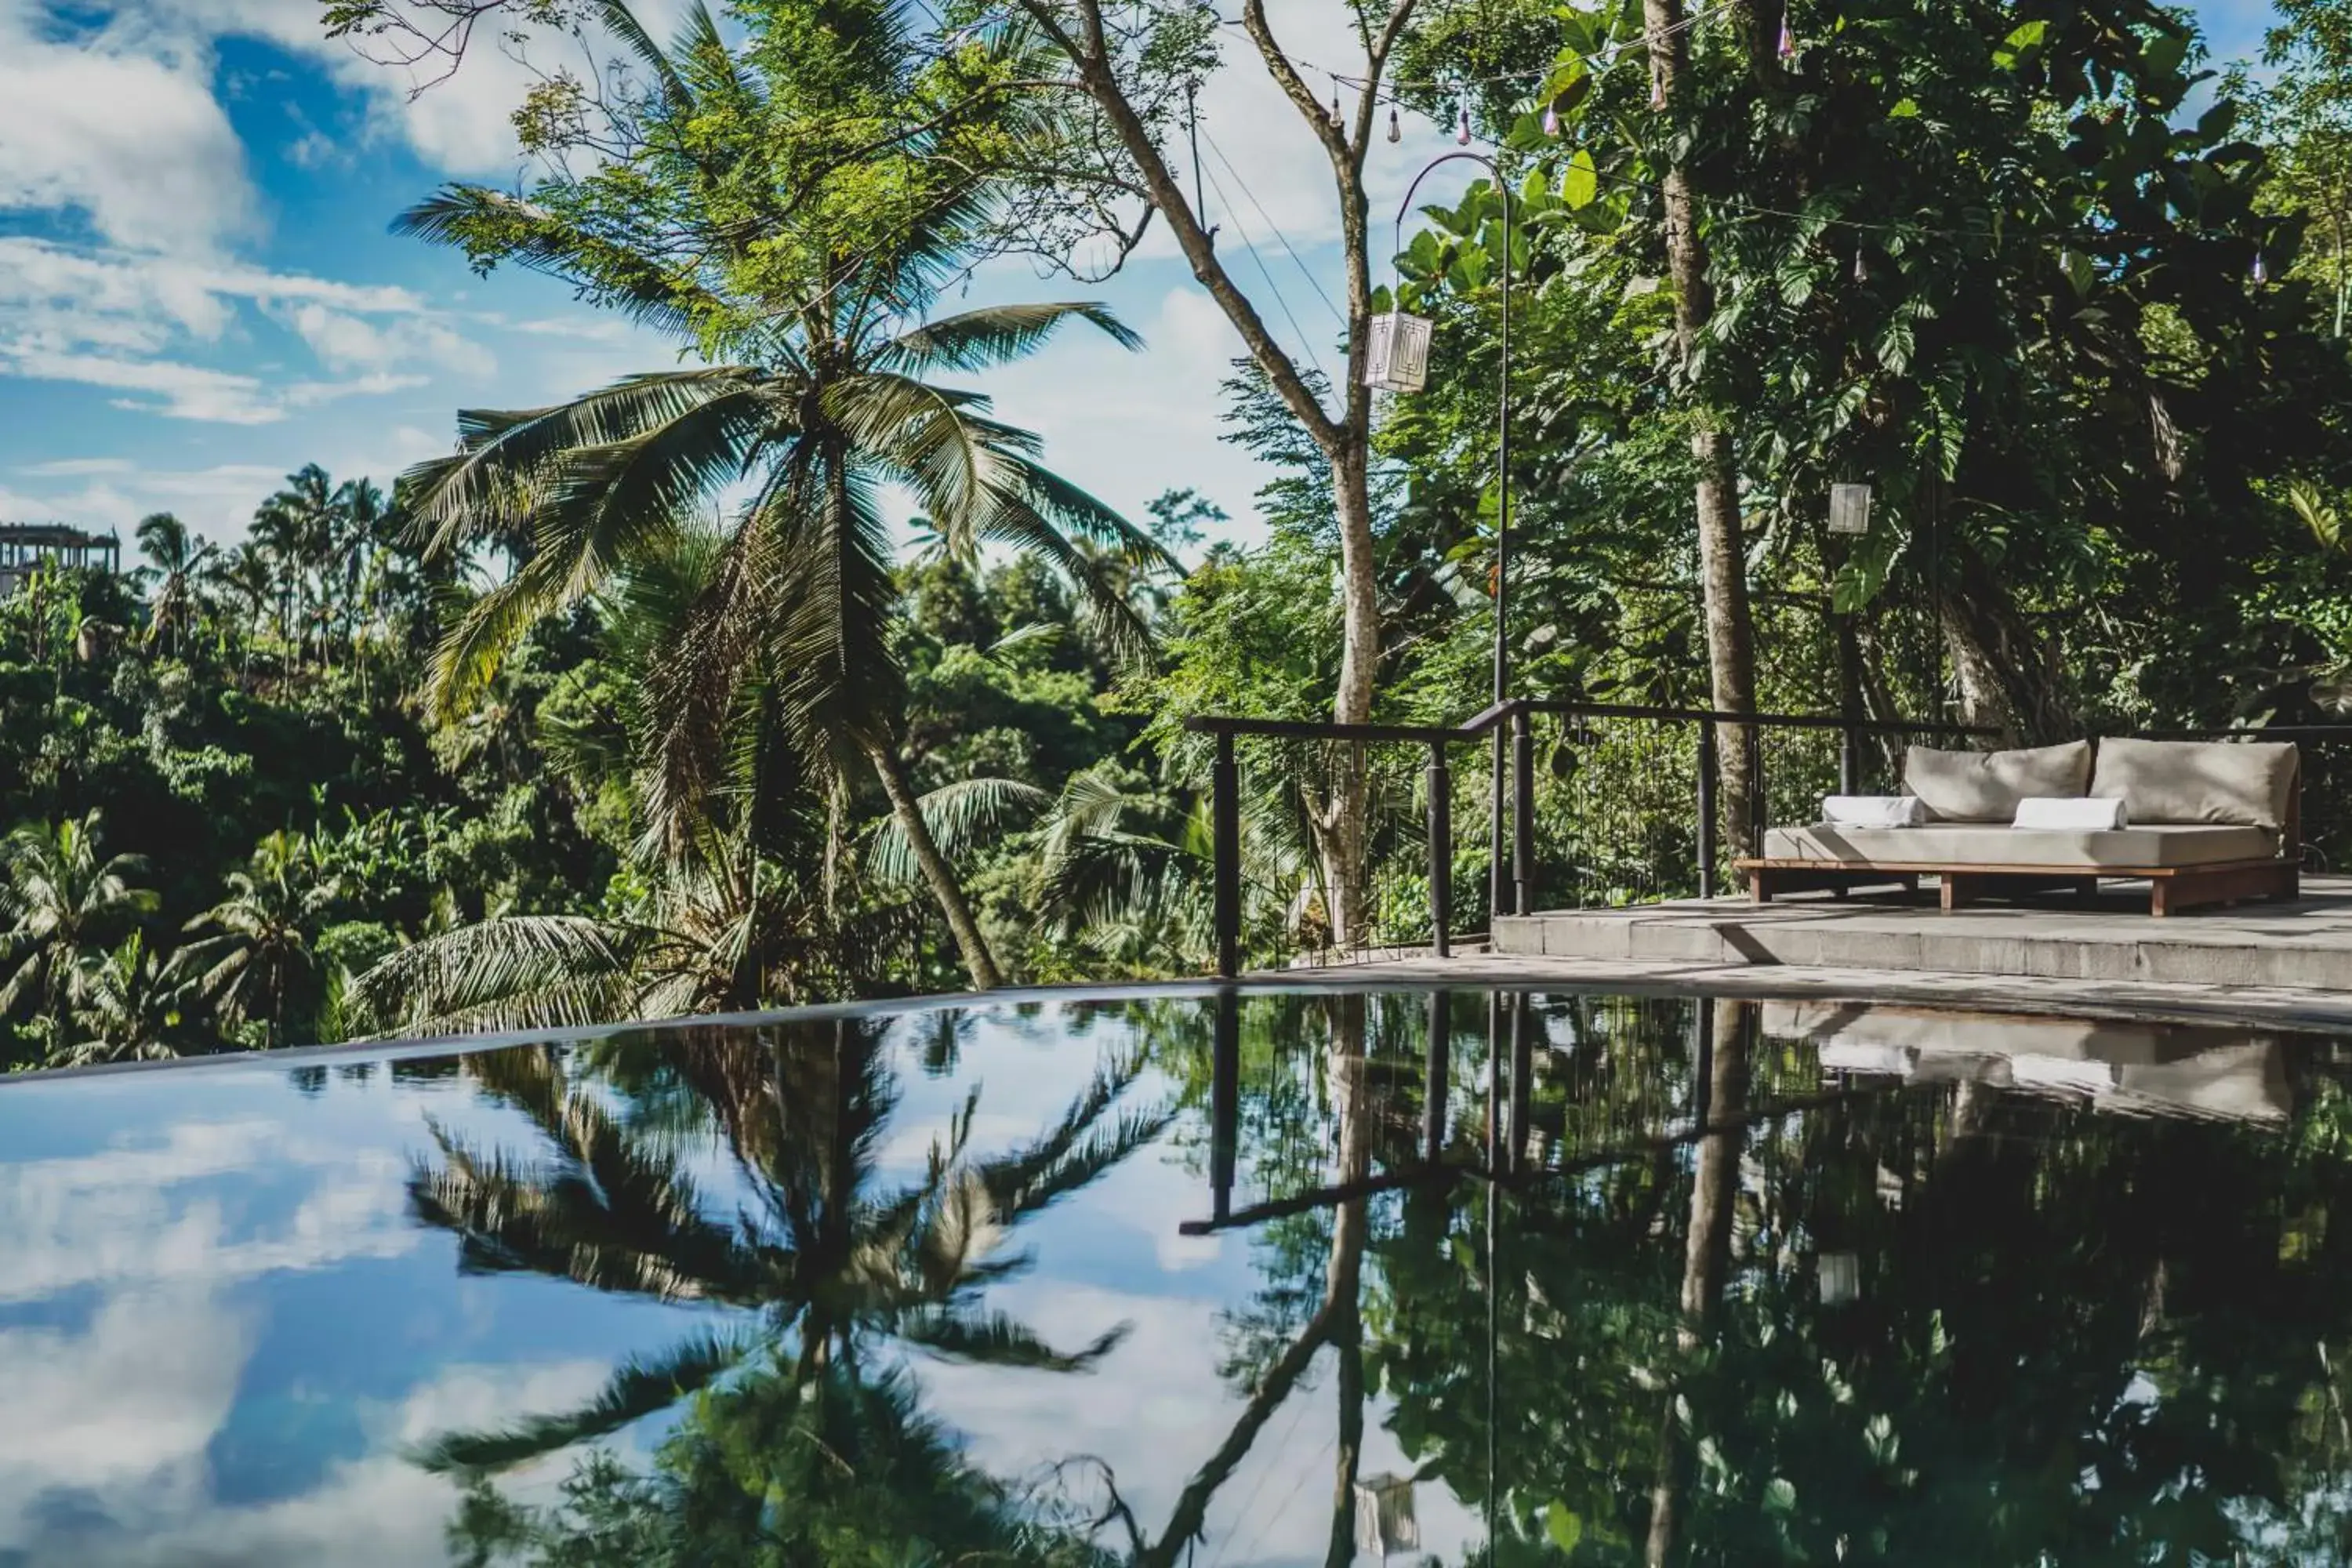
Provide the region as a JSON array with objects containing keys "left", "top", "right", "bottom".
[{"left": 1188, "top": 699, "right": 1994, "bottom": 978}]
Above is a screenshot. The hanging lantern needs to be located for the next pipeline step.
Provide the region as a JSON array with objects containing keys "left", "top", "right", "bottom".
[
  {"left": 1455, "top": 103, "right": 1472, "bottom": 144},
  {"left": 1363, "top": 309, "right": 1434, "bottom": 393},
  {"left": 1777, "top": 17, "right": 1795, "bottom": 59},
  {"left": 2252, "top": 252, "right": 2270, "bottom": 285},
  {"left": 1386, "top": 107, "right": 1401, "bottom": 142},
  {"left": 1353, "top": 1475, "right": 1421, "bottom": 1559},
  {"left": 1330, "top": 85, "right": 1345, "bottom": 126},
  {"left": 1853, "top": 245, "right": 1870, "bottom": 282},
  {"left": 1828, "top": 481, "right": 1874, "bottom": 536},
  {"left": 1541, "top": 100, "right": 1561, "bottom": 136}
]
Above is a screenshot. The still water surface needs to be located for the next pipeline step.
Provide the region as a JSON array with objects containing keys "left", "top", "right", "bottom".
[{"left": 2, "top": 987, "right": 2347, "bottom": 1566}]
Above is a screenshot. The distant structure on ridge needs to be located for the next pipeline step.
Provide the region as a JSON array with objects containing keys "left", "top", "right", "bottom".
[{"left": 0, "top": 523, "right": 121, "bottom": 596}]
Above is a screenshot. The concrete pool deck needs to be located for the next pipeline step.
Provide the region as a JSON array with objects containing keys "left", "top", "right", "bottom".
[{"left": 1318, "top": 875, "right": 2352, "bottom": 1030}]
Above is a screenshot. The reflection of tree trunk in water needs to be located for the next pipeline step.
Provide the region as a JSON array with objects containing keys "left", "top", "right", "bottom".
[
  {"left": 1323, "top": 995, "right": 1371, "bottom": 1568},
  {"left": 1145, "top": 996, "right": 1374, "bottom": 1568},
  {"left": 1646, "top": 999, "right": 1752, "bottom": 1568}
]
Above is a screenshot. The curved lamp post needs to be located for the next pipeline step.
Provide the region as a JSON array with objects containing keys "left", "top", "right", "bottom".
[{"left": 1372, "top": 151, "right": 1515, "bottom": 919}]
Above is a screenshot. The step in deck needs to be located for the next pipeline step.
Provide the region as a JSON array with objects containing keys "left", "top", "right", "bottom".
[{"left": 1492, "top": 878, "right": 2352, "bottom": 992}]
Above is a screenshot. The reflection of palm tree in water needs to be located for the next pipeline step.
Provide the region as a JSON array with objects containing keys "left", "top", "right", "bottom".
[{"left": 406, "top": 1014, "right": 1172, "bottom": 1473}]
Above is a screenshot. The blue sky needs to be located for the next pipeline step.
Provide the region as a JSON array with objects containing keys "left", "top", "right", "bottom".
[{"left": 0, "top": 0, "right": 2288, "bottom": 553}]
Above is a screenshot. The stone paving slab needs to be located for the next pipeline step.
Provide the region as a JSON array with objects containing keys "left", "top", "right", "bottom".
[
  {"left": 1488, "top": 877, "right": 2352, "bottom": 992},
  {"left": 1294, "top": 953, "right": 2352, "bottom": 1033}
]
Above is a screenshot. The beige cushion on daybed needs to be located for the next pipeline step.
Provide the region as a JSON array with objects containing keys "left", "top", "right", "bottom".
[
  {"left": 2090, "top": 737, "right": 2298, "bottom": 830},
  {"left": 1763, "top": 821, "right": 2279, "bottom": 869},
  {"left": 1904, "top": 741, "right": 2093, "bottom": 822}
]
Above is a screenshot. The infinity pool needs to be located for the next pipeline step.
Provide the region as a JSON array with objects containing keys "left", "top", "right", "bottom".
[{"left": 4, "top": 985, "right": 2349, "bottom": 1566}]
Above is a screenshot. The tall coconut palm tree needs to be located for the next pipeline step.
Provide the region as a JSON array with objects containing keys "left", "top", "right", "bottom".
[
  {"left": 252, "top": 463, "right": 340, "bottom": 662},
  {"left": 132, "top": 511, "right": 216, "bottom": 659},
  {"left": 406, "top": 1018, "right": 1170, "bottom": 1473},
  {"left": 213, "top": 542, "right": 278, "bottom": 673},
  {"left": 183, "top": 830, "right": 341, "bottom": 1047},
  {"left": 0, "top": 811, "right": 158, "bottom": 1050},
  {"left": 392, "top": 0, "right": 1166, "bottom": 992}
]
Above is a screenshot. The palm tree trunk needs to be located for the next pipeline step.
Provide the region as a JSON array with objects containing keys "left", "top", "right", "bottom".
[
  {"left": 862, "top": 740, "right": 1002, "bottom": 991},
  {"left": 1647, "top": 0, "right": 1761, "bottom": 859}
]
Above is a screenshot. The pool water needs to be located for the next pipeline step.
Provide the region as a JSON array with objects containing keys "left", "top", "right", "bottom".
[{"left": 4, "top": 986, "right": 2350, "bottom": 1566}]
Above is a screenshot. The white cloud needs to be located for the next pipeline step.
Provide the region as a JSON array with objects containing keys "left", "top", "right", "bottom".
[{"left": 0, "top": 11, "right": 257, "bottom": 256}]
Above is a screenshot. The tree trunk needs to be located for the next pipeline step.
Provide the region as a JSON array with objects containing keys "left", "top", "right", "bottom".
[
  {"left": 862, "top": 740, "right": 1003, "bottom": 990},
  {"left": 1026, "top": 0, "right": 1403, "bottom": 946},
  {"left": 1646, "top": 997, "right": 1752, "bottom": 1566},
  {"left": 1933, "top": 546, "right": 2072, "bottom": 744},
  {"left": 1647, "top": 0, "right": 1761, "bottom": 858},
  {"left": 1321, "top": 994, "right": 1370, "bottom": 1568}
]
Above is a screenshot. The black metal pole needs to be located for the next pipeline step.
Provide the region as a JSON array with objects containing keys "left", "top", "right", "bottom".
[
  {"left": 1506, "top": 993, "right": 1533, "bottom": 1176},
  {"left": 1697, "top": 721, "right": 1719, "bottom": 900},
  {"left": 1212, "top": 730, "right": 1240, "bottom": 979},
  {"left": 1839, "top": 721, "right": 1860, "bottom": 797},
  {"left": 1395, "top": 154, "right": 1512, "bottom": 922},
  {"left": 1744, "top": 723, "right": 1766, "bottom": 870},
  {"left": 1423, "top": 989, "right": 1451, "bottom": 1164},
  {"left": 1210, "top": 986, "right": 1239, "bottom": 1222},
  {"left": 1427, "top": 741, "right": 1453, "bottom": 957},
  {"left": 1512, "top": 709, "right": 1536, "bottom": 916}
]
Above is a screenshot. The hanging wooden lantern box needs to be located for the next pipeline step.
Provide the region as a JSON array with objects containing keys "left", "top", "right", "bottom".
[{"left": 1363, "top": 310, "right": 1433, "bottom": 393}]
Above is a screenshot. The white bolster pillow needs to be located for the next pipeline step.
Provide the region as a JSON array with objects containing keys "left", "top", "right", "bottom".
[
  {"left": 1822, "top": 795, "right": 1928, "bottom": 828},
  {"left": 2014, "top": 796, "right": 2127, "bottom": 830}
]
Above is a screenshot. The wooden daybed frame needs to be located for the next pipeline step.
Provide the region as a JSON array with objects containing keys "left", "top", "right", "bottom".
[{"left": 1734, "top": 769, "right": 2303, "bottom": 919}]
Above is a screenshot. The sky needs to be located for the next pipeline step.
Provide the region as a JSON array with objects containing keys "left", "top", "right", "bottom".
[{"left": 0, "top": 0, "right": 2289, "bottom": 557}]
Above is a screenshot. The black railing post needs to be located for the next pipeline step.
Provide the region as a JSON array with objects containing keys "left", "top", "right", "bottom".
[
  {"left": 1423, "top": 989, "right": 1451, "bottom": 1164},
  {"left": 1426, "top": 741, "right": 1453, "bottom": 958},
  {"left": 1212, "top": 730, "right": 1241, "bottom": 979},
  {"left": 1512, "top": 707, "right": 1536, "bottom": 916},
  {"left": 1506, "top": 993, "right": 1533, "bottom": 1176},
  {"left": 1490, "top": 728, "right": 1509, "bottom": 923},
  {"left": 1697, "top": 722, "right": 1719, "bottom": 900},
  {"left": 1743, "top": 722, "right": 1766, "bottom": 866},
  {"left": 1210, "top": 987, "right": 1239, "bottom": 1222}
]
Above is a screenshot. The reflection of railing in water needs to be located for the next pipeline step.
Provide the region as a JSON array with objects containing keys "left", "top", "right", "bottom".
[
  {"left": 1187, "top": 701, "right": 1992, "bottom": 978},
  {"left": 1187, "top": 989, "right": 2332, "bottom": 1236},
  {"left": 1189, "top": 990, "right": 1871, "bottom": 1233}
]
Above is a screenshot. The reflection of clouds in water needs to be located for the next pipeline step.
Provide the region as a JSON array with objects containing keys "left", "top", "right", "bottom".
[
  {"left": 0, "top": 1099, "right": 602, "bottom": 1566},
  {"left": 0, "top": 1117, "right": 417, "bottom": 1304},
  {"left": 916, "top": 1282, "right": 1478, "bottom": 1567},
  {"left": 0, "top": 1335, "right": 607, "bottom": 1568}
]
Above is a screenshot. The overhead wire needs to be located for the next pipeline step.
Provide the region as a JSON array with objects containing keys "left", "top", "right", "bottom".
[
  {"left": 1198, "top": 154, "right": 1334, "bottom": 377},
  {"left": 1202, "top": 130, "right": 1346, "bottom": 325}
]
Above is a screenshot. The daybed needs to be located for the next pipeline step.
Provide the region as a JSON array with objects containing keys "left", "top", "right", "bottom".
[
  {"left": 1736, "top": 737, "right": 2301, "bottom": 916},
  {"left": 1762, "top": 1000, "right": 2290, "bottom": 1123}
]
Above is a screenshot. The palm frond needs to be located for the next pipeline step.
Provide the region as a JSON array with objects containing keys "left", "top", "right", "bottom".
[
  {"left": 865, "top": 777, "right": 1051, "bottom": 884},
  {"left": 881, "top": 301, "right": 1142, "bottom": 375},
  {"left": 894, "top": 1307, "right": 1128, "bottom": 1371},
  {"left": 345, "top": 916, "right": 630, "bottom": 1038},
  {"left": 412, "top": 1328, "right": 750, "bottom": 1474}
]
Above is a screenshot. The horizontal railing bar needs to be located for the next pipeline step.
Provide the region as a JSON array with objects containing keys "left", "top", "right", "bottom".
[
  {"left": 1181, "top": 715, "right": 1465, "bottom": 744},
  {"left": 2130, "top": 727, "right": 2352, "bottom": 738},
  {"left": 1512, "top": 699, "right": 1998, "bottom": 738},
  {"left": 1186, "top": 700, "right": 1996, "bottom": 745}
]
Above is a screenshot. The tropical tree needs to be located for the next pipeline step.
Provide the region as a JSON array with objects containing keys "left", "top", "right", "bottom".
[
  {"left": 58, "top": 931, "right": 194, "bottom": 1068},
  {"left": 0, "top": 811, "right": 158, "bottom": 1056},
  {"left": 391, "top": 0, "right": 1167, "bottom": 991},
  {"left": 183, "top": 830, "right": 343, "bottom": 1047},
  {"left": 132, "top": 511, "right": 216, "bottom": 659},
  {"left": 405, "top": 1020, "right": 1169, "bottom": 1472},
  {"left": 252, "top": 463, "right": 341, "bottom": 662}
]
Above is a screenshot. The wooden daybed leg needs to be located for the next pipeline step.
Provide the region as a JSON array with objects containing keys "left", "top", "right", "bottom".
[
  {"left": 2074, "top": 877, "right": 2099, "bottom": 908},
  {"left": 2150, "top": 877, "right": 2172, "bottom": 918},
  {"left": 1751, "top": 867, "right": 1776, "bottom": 905},
  {"left": 1940, "top": 873, "right": 1976, "bottom": 912}
]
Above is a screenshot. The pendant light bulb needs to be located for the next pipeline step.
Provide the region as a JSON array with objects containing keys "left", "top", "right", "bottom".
[
  {"left": 1777, "top": 18, "right": 1795, "bottom": 59},
  {"left": 1542, "top": 100, "right": 1561, "bottom": 136},
  {"left": 2252, "top": 252, "right": 2269, "bottom": 285},
  {"left": 1386, "top": 107, "right": 1401, "bottom": 143},
  {"left": 1455, "top": 103, "right": 1472, "bottom": 144},
  {"left": 1650, "top": 78, "right": 1667, "bottom": 111},
  {"left": 1853, "top": 246, "right": 1869, "bottom": 283}
]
